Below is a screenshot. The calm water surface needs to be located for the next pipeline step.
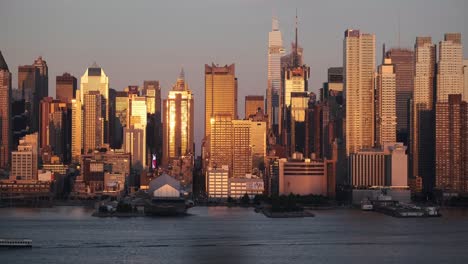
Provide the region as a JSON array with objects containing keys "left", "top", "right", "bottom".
[{"left": 1, "top": 206, "right": 468, "bottom": 264}]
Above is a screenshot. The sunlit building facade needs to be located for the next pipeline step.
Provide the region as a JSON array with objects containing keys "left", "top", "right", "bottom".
[
  {"left": 245, "top": 95, "right": 264, "bottom": 119},
  {"left": 410, "top": 36, "right": 436, "bottom": 191},
  {"left": 344, "top": 29, "right": 375, "bottom": 155},
  {"left": 437, "top": 33, "right": 463, "bottom": 102},
  {"left": 80, "top": 63, "right": 109, "bottom": 143},
  {"left": 204, "top": 63, "right": 237, "bottom": 138},
  {"left": 83, "top": 91, "right": 103, "bottom": 154},
  {"left": 162, "top": 71, "right": 194, "bottom": 166},
  {"left": 267, "top": 17, "right": 285, "bottom": 133},
  {"left": 376, "top": 57, "right": 397, "bottom": 147}
]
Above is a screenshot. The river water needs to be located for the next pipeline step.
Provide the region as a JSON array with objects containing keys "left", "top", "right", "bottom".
[{"left": 1, "top": 206, "right": 468, "bottom": 264}]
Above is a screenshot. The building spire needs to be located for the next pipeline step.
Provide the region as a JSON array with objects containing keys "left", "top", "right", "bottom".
[
  {"left": 294, "top": 9, "right": 299, "bottom": 67},
  {"left": 179, "top": 67, "right": 185, "bottom": 80}
]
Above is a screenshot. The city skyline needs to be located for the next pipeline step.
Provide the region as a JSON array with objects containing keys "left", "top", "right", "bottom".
[{"left": 1, "top": 0, "right": 467, "bottom": 152}]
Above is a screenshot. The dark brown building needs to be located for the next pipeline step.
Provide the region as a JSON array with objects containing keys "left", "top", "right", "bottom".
[
  {"left": 39, "top": 97, "right": 70, "bottom": 162},
  {"left": 386, "top": 48, "right": 414, "bottom": 143},
  {"left": 245, "top": 95, "right": 264, "bottom": 119},
  {"left": 435, "top": 94, "right": 468, "bottom": 193},
  {"left": 56, "top": 72, "right": 77, "bottom": 103}
]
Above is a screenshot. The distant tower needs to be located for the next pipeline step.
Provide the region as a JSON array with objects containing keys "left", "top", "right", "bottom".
[
  {"left": 162, "top": 69, "right": 194, "bottom": 166},
  {"left": 344, "top": 29, "right": 376, "bottom": 155},
  {"left": 410, "top": 36, "right": 436, "bottom": 192},
  {"left": 56, "top": 72, "right": 77, "bottom": 103},
  {"left": 83, "top": 91, "right": 103, "bottom": 153},
  {"left": 267, "top": 17, "right": 285, "bottom": 135},
  {"left": 385, "top": 48, "right": 414, "bottom": 143},
  {"left": 0, "top": 51, "right": 12, "bottom": 169},
  {"left": 80, "top": 63, "right": 110, "bottom": 143},
  {"left": 204, "top": 63, "right": 237, "bottom": 139},
  {"left": 437, "top": 33, "right": 463, "bottom": 102},
  {"left": 376, "top": 56, "right": 397, "bottom": 147}
]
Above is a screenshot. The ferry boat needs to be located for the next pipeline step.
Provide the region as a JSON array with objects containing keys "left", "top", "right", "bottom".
[{"left": 0, "top": 239, "right": 32, "bottom": 248}]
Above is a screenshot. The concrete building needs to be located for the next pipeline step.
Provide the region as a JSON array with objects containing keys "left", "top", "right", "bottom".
[
  {"left": 56, "top": 72, "right": 77, "bottom": 103},
  {"left": 266, "top": 17, "right": 285, "bottom": 134},
  {"left": 111, "top": 90, "right": 128, "bottom": 149},
  {"left": 142, "top": 80, "right": 162, "bottom": 168},
  {"left": 437, "top": 33, "right": 463, "bottom": 102},
  {"left": 344, "top": 29, "right": 376, "bottom": 155},
  {"left": 376, "top": 57, "right": 397, "bottom": 147},
  {"left": 435, "top": 94, "right": 468, "bottom": 193},
  {"left": 206, "top": 165, "right": 229, "bottom": 199},
  {"left": 204, "top": 63, "right": 237, "bottom": 138},
  {"left": 10, "top": 133, "right": 38, "bottom": 181},
  {"left": 278, "top": 153, "right": 334, "bottom": 196},
  {"left": 385, "top": 48, "right": 414, "bottom": 143},
  {"left": 123, "top": 128, "right": 145, "bottom": 170},
  {"left": 349, "top": 143, "right": 408, "bottom": 188},
  {"left": 229, "top": 177, "right": 264, "bottom": 198},
  {"left": 162, "top": 71, "right": 194, "bottom": 166},
  {"left": 80, "top": 63, "right": 109, "bottom": 143},
  {"left": 464, "top": 59, "right": 468, "bottom": 101},
  {"left": 39, "top": 98, "right": 70, "bottom": 162},
  {"left": 0, "top": 51, "right": 11, "bottom": 169},
  {"left": 410, "top": 37, "right": 436, "bottom": 192},
  {"left": 245, "top": 95, "right": 264, "bottom": 119}
]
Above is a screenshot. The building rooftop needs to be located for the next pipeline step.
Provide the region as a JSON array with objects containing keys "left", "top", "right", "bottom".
[{"left": 0, "top": 51, "right": 8, "bottom": 71}]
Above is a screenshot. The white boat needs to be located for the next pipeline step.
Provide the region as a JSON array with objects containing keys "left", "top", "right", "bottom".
[
  {"left": 361, "top": 198, "right": 373, "bottom": 211},
  {"left": 0, "top": 239, "right": 32, "bottom": 248}
]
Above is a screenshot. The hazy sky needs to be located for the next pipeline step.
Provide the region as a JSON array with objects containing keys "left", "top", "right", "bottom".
[{"left": 1, "top": 0, "right": 466, "bottom": 152}]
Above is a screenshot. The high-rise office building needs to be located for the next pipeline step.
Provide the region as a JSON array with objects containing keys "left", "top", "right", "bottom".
[
  {"left": 56, "top": 72, "right": 77, "bottom": 103},
  {"left": 245, "top": 95, "right": 264, "bottom": 119},
  {"left": 0, "top": 51, "right": 12, "bottom": 169},
  {"left": 71, "top": 90, "right": 82, "bottom": 161},
  {"left": 162, "top": 71, "right": 194, "bottom": 166},
  {"left": 376, "top": 57, "right": 397, "bottom": 147},
  {"left": 288, "top": 92, "right": 309, "bottom": 155},
  {"left": 10, "top": 133, "right": 38, "bottom": 180},
  {"left": 80, "top": 63, "right": 109, "bottom": 143},
  {"left": 127, "top": 94, "right": 147, "bottom": 168},
  {"left": 386, "top": 48, "right": 414, "bottom": 143},
  {"left": 266, "top": 17, "right": 285, "bottom": 134},
  {"left": 143, "top": 80, "right": 162, "bottom": 167},
  {"left": 344, "top": 29, "right": 376, "bottom": 155},
  {"left": 435, "top": 94, "right": 467, "bottom": 193},
  {"left": 18, "top": 65, "right": 39, "bottom": 132},
  {"left": 33, "top": 56, "right": 48, "bottom": 99},
  {"left": 204, "top": 63, "right": 237, "bottom": 138},
  {"left": 410, "top": 36, "right": 436, "bottom": 192},
  {"left": 437, "top": 33, "right": 463, "bottom": 102},
  {"left": 39, "top": 97, "right": 69, "bottom": 162},
  {"left": 111, "top": 90, "right": 128, "bottom": 149},
  {"left": 83, "top": 91, "right": 103, "bottom": 153}
]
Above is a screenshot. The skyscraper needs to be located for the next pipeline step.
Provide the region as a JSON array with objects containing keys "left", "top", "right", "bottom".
[
  {"left": 266, "top": 17, "right": 285, "bottom": 134},
  {"left": 385, "top": 48, "right": 414, "bottom": 143},
  {"left": 56, "top": 72, "right": 77, "bottom": 103},
  {"left": 162, "top": 70, "right": 194, "bottom": 166},
  {"left": 18, "top": 65, "right": 39, "bottom": 132},
  {"left": 437, "top": 33, "right": 463, "bottom": 102},
  {"left": 33, "top": 56, "right": 48, "bottom": 99},
  {"left": 126, "top": 93, "right": 147, "bottom": 168},
  {"left": 111, "top": 90, "right": 128, "bottom": 149},
  {"left": 245, "top": 95, "right": 264, "bottom": 119},
  {"left": 204, "top": 63, "right": 237, "bottom": 138},
  {"left": 0, "top": 51, "right": 12, "bottom": 169},
  {"left": 343, "top": 29, "right": 376, "bottom": 155},
  {"left": 376, "top": 57, "right": 397, "bottom": 147},
  {"left": 411, "top": 36, "right": 436, "bottom": 192},
  {"left": 143, "top": 80, "right": 162, "bottom": 169},
  {"left": 435, "top": 94, "right": 468, "bottom": 193},
  {"left": 83, "top": 91, "right": 103, "bottom": 153},
  {"left": 80, "top": 63, "right": 109, "bottom": 143},
  {"left": 71, "top": 90, "right": 82, "bottom": 161},
  {"left": 39, "top": 97, "right": 69, "bottom": 162}
]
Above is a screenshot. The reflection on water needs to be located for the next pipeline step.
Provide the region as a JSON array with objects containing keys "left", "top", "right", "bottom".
[{"left": 1, "top": 206, "right": 468, "bottom": 264}]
